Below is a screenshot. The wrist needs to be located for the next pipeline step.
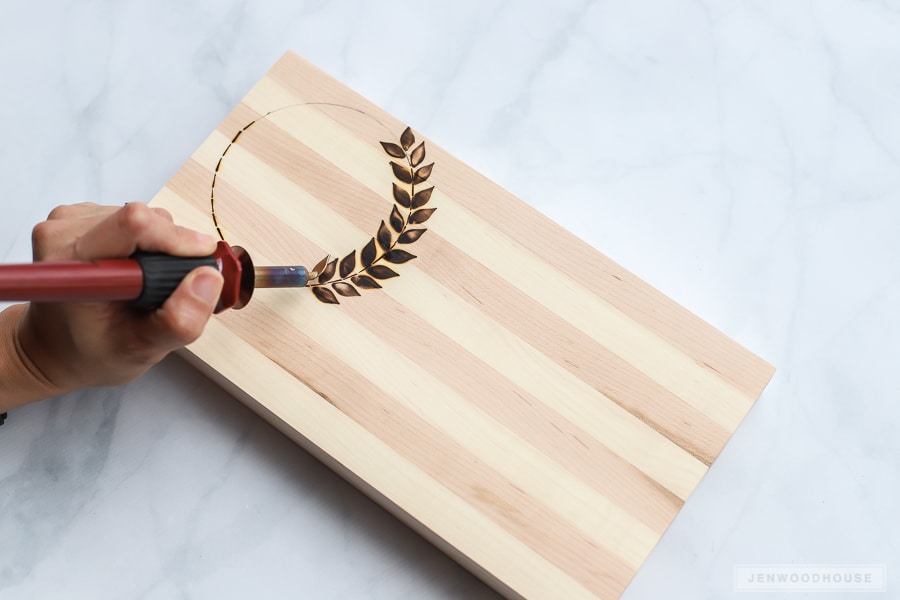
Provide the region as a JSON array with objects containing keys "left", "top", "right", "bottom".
[{"left": 0, "top": 304, "right": 65, "bottom": 411}]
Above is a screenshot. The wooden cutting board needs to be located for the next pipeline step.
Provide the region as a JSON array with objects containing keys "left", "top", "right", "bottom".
[{"left": 149, "top": 51, "right": 774, "bottom": 599}]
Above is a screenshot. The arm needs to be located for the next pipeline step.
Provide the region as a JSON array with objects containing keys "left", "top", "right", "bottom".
[{"left": 0, "top": 202, "right": 224, "bottom": 413}]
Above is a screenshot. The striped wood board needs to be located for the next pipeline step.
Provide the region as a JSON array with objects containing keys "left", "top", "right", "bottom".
[{"left": 149, "top": 52, "right": 774, "bottom": 599}]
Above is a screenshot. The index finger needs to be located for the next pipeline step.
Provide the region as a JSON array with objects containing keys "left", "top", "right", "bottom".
[{"left": 73, "top": 203, "right": 217, "bottom": 260}]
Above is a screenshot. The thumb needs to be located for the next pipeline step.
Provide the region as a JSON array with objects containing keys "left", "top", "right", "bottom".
[{"left": 140, "top": 267, "right": 224, "bottom": 352}]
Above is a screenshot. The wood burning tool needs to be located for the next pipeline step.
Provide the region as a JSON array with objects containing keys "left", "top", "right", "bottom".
[{"left": 0, "top": 242, "right": 308, "bottom": 312}]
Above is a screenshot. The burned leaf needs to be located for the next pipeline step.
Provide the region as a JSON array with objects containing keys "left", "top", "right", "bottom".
[
  {"left": 392, "top": 182, "right": 411, "bottom": 208},
  {"left": 377, "top": 220, "right": 392, "bottom": 251},
  {"left": 339, "top": 251, "right": 356, "bottom": 279},
  {"left": 391, "top": 161, "right": 413, "bottom": 184},
  {"left": 397, "top": 228, "right": 426, "bottom": 244},
  {"left": 333, "top": 282, "right": 361, "bottom": 297},
  {"left": 410, "top": 142, "right": 426, "bottom": 167},
  {"left": 389, "top": 205, "right": 404, "bottom": 232},
  {"left": 351, "top": 274, "right": 382, "bottom": 289},
  {"left": 411, "top": 187, "right": 433, "bottom": 209},
  {"left": 318, "top": 258, "right": 338, "bottom": 283},
  {"left": 312, "top": 256, "right": 328, "bottom": 278},
  {"left": 400, "top": 127, "right": 415, "bottom": 151},
  {"left": 367, "top": 265, "right": 400, "bottom": 279},
  {"left": 384, "top": 249, "right": 416, "bottom": 264},
  {"left": 313, "top": 286, "right": 339, "bottom": 304},
  {"left": 409, "top": 208, "right": 436, "bottom": 224},
  {"left": 414, "top": 163, "right": 433, "bottom": 184},
  {"left": 380, "top": 141, "right": 405, "bottom": 158},
  {"left": 361, "top": 237, "right": 377, "bottom": 267}
]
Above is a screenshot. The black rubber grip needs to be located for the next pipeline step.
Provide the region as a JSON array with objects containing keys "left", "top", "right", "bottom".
[{"left": 130, "top": 252, "right": 217, "bottom": 308}]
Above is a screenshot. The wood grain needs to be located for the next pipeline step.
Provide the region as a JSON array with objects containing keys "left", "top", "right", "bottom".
[{"left": 150, "top": 51, "right": 774, "bottom": 599}]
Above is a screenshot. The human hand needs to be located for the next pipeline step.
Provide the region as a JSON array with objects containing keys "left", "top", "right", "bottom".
[{"left": 2, "top": 202, "right": 223, "bottom": 406}]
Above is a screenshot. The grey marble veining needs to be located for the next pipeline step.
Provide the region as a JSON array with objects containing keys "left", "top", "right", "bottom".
[{"left": 1, "top": 0, "right": 898, "bottom": 597}]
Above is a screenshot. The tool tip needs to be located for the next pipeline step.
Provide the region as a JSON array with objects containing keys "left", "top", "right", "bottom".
[{"left": 254, "top": 265, "right": 308, "bottom": 288}]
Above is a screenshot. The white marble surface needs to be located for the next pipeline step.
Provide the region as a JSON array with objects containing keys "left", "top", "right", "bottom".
[{"left": 1, "top": 0, "right": 898, "bottom": 598}]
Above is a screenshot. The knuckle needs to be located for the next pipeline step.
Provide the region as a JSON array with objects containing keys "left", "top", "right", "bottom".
[
  {"left": 151, "top": 207, "right": 174, "bottom": 222},
  {"left": 47, "top": 202, "right": 100, "bottom": 220},
  {"left": 31, "top": 221, "right": 51, "bottom": 244},
  {"left": 46, "top": 205, "right": 70, "bottom": 220},
  {"left": 118, "top": 202, "right": 153, "bottom": 234},
  {"left": 31, "top": 222, "right": 57, "bottom": 257}
]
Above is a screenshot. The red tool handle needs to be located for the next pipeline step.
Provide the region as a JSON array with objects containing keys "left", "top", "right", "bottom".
[
  {"left": 0, "top": 242, "right": 249, "bottom": 312},
  {"left": 0, "top": 260, "right": 144, "bottom": 303}
]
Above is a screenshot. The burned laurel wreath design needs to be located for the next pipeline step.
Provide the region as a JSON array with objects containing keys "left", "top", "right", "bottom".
[{"left": 306, "top": 126, "right": 436, "bottom": 304}]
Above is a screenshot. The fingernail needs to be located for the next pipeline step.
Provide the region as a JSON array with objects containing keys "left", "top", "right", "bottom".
[{"left": 191, "top": 270, "right": 223, "bottom": 304}]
